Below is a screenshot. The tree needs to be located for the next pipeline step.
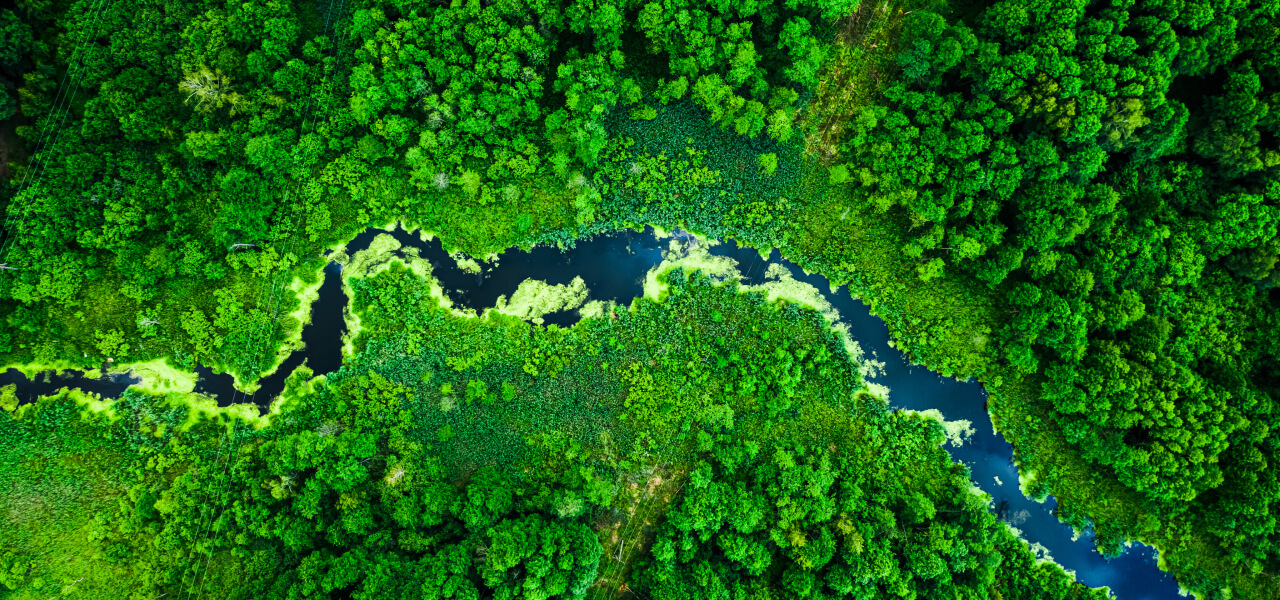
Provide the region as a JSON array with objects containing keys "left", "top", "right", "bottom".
[{"left": 758, "top": 153, "right": 778, "bottom": 176}]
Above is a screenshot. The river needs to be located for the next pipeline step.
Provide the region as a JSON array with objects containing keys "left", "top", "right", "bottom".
[{"left": 2, "top": 226, "right": 1181, "bottom": 598}]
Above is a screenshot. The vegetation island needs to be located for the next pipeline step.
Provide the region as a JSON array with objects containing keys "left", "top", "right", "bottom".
[{"left": 0, "top": 0, "right": 1276, "bottom": 598}]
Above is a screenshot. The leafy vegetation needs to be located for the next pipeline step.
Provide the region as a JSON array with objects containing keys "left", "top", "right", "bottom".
[
  {"left": 1, "top": 0, "right": 1278, "bottom": 597},
  {"left": 809, "top": 0, "right": 1280, "bottom": 595},
  {"left": 0, "top": 0, "right": 845, "bottom": 382},
  {"left": 0, "top": 267, "right": 1101, "bottom": 599}
]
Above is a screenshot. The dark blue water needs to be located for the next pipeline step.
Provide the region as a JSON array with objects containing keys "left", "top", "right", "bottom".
[
  {"left": 330, "top": 226, "right": 1179, "bottom": 598},
  {"left": 343, "top": 226, "right": 666, "bottom": 326},
  {"left": 1, "top": 367, "right": 139, "bottom": 406},
  {"left": 3, "top": 225, "right": 1180, "bottom": 598},
  {"left": 193, "top": 261, "right": 349, "bottom": 409},
  {"left": 709, "top": 243, "right": 1182, "bottom": 600},
  {"left": 189, "top": 228, "right": 665, "bottom": 406}
]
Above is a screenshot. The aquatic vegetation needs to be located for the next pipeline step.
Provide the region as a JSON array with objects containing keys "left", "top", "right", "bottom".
[
  {"left": 912, "top": 408, "right": 977, "bottom": 448},
  {"left": 642, "top": 239, "right": 741, "bottom": 300},
  {"left": 491, "top": 277, "right": 590, "bottom": 324},
  {"left": 111, "top": 358, "right": 198, "bottom": 396},
  {"left": 0, "top": 265, "right": 1100, "bottom": 599},
  {"left": 0, "top": 0, "right": 1275, "bottom": 596},
  {"left": 452, "top": 253, "right": 485, "bottom": 275}
]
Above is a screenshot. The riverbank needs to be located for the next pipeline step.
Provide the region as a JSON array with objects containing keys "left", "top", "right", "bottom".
[{"left": 0, "top": 225, "right": 1186, "bottom": 598}]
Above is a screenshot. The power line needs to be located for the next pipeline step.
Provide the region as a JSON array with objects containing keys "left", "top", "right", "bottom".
[
  {"left": 1, "top": 0, "right": 112, "bottom": 211},
  {"left": 595, "top": 412, "right": 694, "bottom": 600},
  {"left": 181, "top": 1, "right": 351, "bottom": 598},
  {"left": 0, "top": 0, "right": 115, "bottom": 261}
]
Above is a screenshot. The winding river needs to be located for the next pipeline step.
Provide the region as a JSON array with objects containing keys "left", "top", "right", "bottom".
[{"left": 2, "top": 226, "right": 1181, "bottom": 599}]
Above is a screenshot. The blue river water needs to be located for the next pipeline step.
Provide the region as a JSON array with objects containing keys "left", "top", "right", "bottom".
[
  {"left": 3, "top": 226, "right": 1181, "bottom": 598},
  {"left": 718, "top": 245, "right": 1183, "bottom": 600}
]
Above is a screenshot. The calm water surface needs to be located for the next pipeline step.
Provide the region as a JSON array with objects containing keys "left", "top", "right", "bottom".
[{"left": 5, "top": 226, "right": 1180, "bottom": 598}]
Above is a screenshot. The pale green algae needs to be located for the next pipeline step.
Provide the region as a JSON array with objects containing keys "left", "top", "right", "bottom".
[
  {"left": 342, "top": 232, "right": 470, "bottom": 311},
  {"left": 340, "top": 233, "right": 610, "bottom": 328},
  {"left": 640, "top": 234, "right": 888, "bottom": 398},
  {"left": 111, "top": 358, "right": 198, "bottom": 395},
  {"left": 0, "top": 358, "right": 91, "bottom": 379},
  {"left": 0, "top": 356, "right": 198, "bottom": 398},
  {"left": 0, "top": 384, "right": 15, "bottom": 411},
  {"left": 489, "top": 277, "right": 590, "bottom": 324},
  {"left": 97, "top": 223, "right": 374, "bottom": 402},
  {"left": 4, "top": 354, "right": 263, "bottom": 427},
  {"left": 9, "top": 226, "right": 890, "bottom": 424},
  {"left": 346, "top": 232, "right": 408, "bottom": 276},
  {"left": 338, "top": 231, "right": 882, "bottom": 407},
  {"left": 166, "top": 364, "right": 321, "bottom": 432},
  {"left": 578, "top": 299, "right": 619, "bottom": 319},
  {"left": 642, "top": 239, "right": 740, "bottom": 300},
  {"left": 242, "top": 268, "right": 327, "bottom": 389},
  {"left": 907, "top": 407, "right": 976, "bottom": 448},
  {"left": 453, "top": 253, "right": 484, "bottom": 274},
  {"left": 9, "top": 384, "right": 273, "bottom": 442},
  {"left": 206, "top": 267, "right": 325, "bottom": 395},
  {"left": 40, "top": 227, "right": 895, "bottom": 439},
  {"left": 339, "top": 232, "right": 477, "bottom": 360}
]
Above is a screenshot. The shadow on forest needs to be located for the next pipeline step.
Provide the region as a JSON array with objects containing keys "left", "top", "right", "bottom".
[{"left": 3, "top": 225, "right": 1181, "bottom": 599}]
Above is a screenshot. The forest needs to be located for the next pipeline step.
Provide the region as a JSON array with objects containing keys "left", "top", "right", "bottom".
[
  {"left": 0, "top": 0, "right": 1277, "bottom": 597},
  {"left": 2, "top": 266, "right": 1107, "bottom": 599}
]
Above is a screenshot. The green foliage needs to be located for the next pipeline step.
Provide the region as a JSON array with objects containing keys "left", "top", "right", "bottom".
[
  {"left": 0, "top": 8, "right": 32, "bottom": 120},
  {"left": 636, "top": 414, "right": 1105, "bottom": 599},
  {"left": 2, "top": 0, "right": 1277, "bottom": 596},
  {"left": 0, "top": 269, "right": 1094, "bottom": 600},
  {"left": 0, "top": 0, "right": 839, "bottom": 379},
  {"left": 758, "top": 153, "right": 779, "bottom": 176},
  {"left": 0, "top": 384, "right": 15, "bottom": 412},
  {"left": 827, "top": 163, "right": 850, "bottom": 184},
  {"left": 816, "top": 0, "right": 1280, "bottom": 594}
]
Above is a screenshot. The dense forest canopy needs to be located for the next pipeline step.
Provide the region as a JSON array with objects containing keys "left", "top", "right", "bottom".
[
  {"left": 1, "top": 269, "right": 1107, "bottom": 599},
  {"left": 830, "top": 0, "right": 1280, "bottom": 590},
  {"left": 0, "top": 0, "right": 1277, "bottom": 597},
  {"left": 0, "top": 0, "right": 846, "bottom": 379}
]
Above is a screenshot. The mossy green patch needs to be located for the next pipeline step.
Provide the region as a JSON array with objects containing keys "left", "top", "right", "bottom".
[
  {"left": 490, "top": 277, "right": 589, "bottom": 324},
  {"left": 113, "top": 358, "right": 197, "bottom": 395},
  {"left": 909, "top": 407, "right": 977, "bottom": 448}
]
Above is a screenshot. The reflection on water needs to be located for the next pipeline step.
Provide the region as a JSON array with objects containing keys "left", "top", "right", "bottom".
[
  {"left": 721, "top": 244, "right": 1181, "bottom": 600},
  {"left": 3, "top": 226, "right": 1180, "bottom": 598},
  {"left": 1, "top": 367, "right": 138, "bottom": 405},
  {"left": 193, "top": 261, "right": 349, "bottom": 408}
]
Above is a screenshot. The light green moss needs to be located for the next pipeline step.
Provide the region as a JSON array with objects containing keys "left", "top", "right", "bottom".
[
  {"left": 579, "top": 299, "right": 618, "bottom": 320},
  {"left": 909, "top": 407, "right": 976, "bottom": 448},
  {"left": 111, "top": 358, "right": 197, "bottom": 395},
  {"left": 490, "top": 277, "right": 589, "bottom": 325}
]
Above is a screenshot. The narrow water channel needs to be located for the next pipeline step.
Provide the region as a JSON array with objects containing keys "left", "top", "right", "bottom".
[
  {"left": 729, "top": 247, "right": 1183, "bottom": 600},
  {"left": 192, "top": 260, "right": 349, "bottom": 405},
  {"left": 2, "top": 226, "right": 1181, "bottom": 598},
  {"left": 0, "top": 367, "right": 138, "bottom": 403}
]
